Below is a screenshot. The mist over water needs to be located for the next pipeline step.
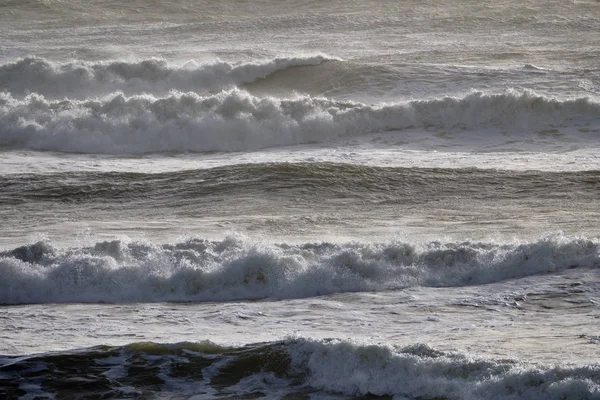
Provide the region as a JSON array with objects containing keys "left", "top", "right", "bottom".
[{"left": 1, "top": 1, "right": 599, "bottom": 399}]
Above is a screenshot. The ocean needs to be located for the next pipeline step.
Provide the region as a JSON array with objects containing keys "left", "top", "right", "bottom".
[{"left": 1, "top": 0, "right": 599, "bottom": 398}]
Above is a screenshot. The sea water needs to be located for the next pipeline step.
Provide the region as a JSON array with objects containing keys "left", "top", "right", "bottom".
[{"left": 1, "top": 1, "right": 599, "bottom": 398}]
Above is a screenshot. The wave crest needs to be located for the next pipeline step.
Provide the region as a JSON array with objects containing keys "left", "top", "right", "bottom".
[
  {"left": 1, "top": 89, "right": 598, "bottom": 154},
  {"left": 1, "top": 234, "right": 598, "bottom": 304},
  {"left": 290, "top": 339, "right": 600, "bottom": 399},
  {"left": 0, "top": 55, "right": 334, "bottom": 98},
  {"left": 2, "top": 338, "right": 599, "bottom": 399}
]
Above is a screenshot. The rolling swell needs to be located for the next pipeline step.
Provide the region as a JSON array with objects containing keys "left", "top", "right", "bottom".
[
  {"left": 1, "top": 338, "right": 598, "bottom": 399},
  {"left": 0, "top": 55, "right": 334, "bottom": 98},
  {"left": 1, "top": 89, "right": 598, "bottom": 153},
  {"left": 2, "top": 163, "right": 598, "bottom": 205},
  {"left": 0, "top": 234, "right": 598, "bottom": 304}
]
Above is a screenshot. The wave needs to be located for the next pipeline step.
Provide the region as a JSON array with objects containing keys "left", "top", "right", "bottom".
[
  {"left": 1, "top": 234, "right": 598, "bottom": 304},
  {"left": 0, "top": 56, "right": 333, "bottom": 98},
  {"left": 3, "top": 163, "right": 598, "bottom": 205},
  {"left": 1, "top": 89, "right": 598, "bottom": 154},
  {"left": 1, "top": 338, "right": 599, "bottom": 399}
]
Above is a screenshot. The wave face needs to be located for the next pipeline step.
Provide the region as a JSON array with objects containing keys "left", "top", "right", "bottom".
[
  {"left": 1, "top": 338, "right": 599, "bottom": 399},
  {"left": 0, "top": 56, "right": 333, "bottom": 98},
  {"left": 1, "top": 89, "right": 599, "bottom": 154},
  {"left": 1, "top": 235, "right": 598, "bottom": 304}
]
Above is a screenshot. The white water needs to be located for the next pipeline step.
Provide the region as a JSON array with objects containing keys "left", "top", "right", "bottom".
[
  {"left": 1, "top": 266, "right": 598, "bottom": 368},
  {"left": 1, "top": 235, "right": 598, "bottom": 305},
  {"left": 0, "top": 56, "right": 335, "bottom": 98},
  {"left": 2, "top": 88, "right": 598, "bottom": 154}
]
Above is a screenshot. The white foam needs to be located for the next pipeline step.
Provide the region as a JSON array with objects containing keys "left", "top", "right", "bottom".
[
  {"left": 0, "top": 56, "right": 334, "bottom": 98},
  {"left": 287, "top": 338, "right": 600, "bottom": 399},
  {"left": 1, "top": 89, "right": 598, "bottom": 154},
  {"left": 1, "top": 234, "right": 598, "bottom": 304}
]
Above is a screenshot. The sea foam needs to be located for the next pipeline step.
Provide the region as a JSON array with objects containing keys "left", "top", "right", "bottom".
[
  {"left": 288, "top": 338, "right": 600, "bottom": 399},
  {"left": 1, "top": 89, "right": 598, "bottom": 154},
  {"left": 0, "top": 235, "right": 598, "bottom": 304},
  {"left": 0, "top": 56, "right": 334, "bottom": 98}
]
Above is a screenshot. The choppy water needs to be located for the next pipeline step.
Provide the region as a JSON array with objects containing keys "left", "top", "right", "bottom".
[
  {"left": 1, "top": 0, "right": 599, "bottom": 399},
  {"left": 3, "top": 339, "right": 600, "bottom": 400}
]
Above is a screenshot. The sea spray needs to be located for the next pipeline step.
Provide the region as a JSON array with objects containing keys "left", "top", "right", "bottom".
[
  {"left": 1, "top": 89, "right": 599, "bottom": 153},
  {"left": 0, "top": 55, "right": 336, "bottom": 98},
  {"left": 1, "top": 234, "right": 598, "bottom": 304}
]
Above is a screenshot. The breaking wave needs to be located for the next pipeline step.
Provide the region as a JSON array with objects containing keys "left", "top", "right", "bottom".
[
  {"left": 0, "top": 89, "right": 598, "bottom": 154},
  {"left": 0, "top": 55, "right": 334, "bottom": 98},
  {"left": 1, "top": 338, "right": 599, "bottom": 399},
  {"left": 1, "top": 234, "right": 598, "bottom": 304}
]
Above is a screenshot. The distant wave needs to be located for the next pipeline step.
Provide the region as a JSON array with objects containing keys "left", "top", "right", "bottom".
[
  {"left": 0, "top": 56, "right": 334, "bottom": 98},
  {"left": 2, "top": 338, "right": 599, "bottom": 399},
  {"left": 1, "top": 234, "right": 598, "bottom": 304},
  {"left": 0, "top": 89, "right": 598, "bottom": 154}
]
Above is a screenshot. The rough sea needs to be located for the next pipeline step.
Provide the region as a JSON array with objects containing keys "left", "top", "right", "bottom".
[{"left": 1, "top": 1, "right": 599, "bottom": 399}]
